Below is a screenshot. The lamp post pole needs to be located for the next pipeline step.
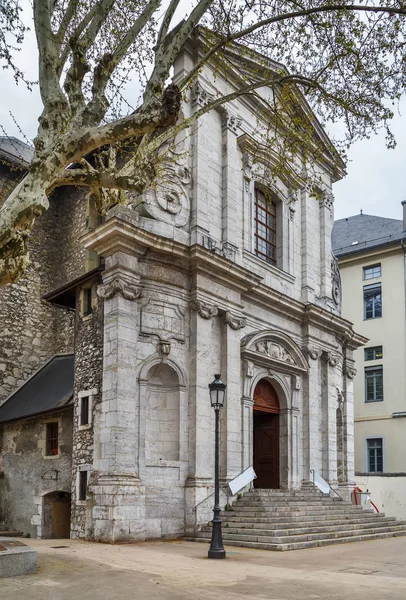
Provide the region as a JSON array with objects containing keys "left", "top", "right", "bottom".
[{"left": 208, "top": 375, "right": 226, "bottom": 559}]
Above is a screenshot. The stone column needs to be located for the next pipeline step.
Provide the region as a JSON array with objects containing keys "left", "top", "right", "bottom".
[
  {"left": 303, "top": 348, "right": 323, "bottom": 481},
  {"left": 338, "top": 357, "right": 357, "bottom": 501},
  {"left": 319, "top": 190, "right": 334, "bottom": 298},
  {"left": 185, "top": 298, "right": 217, "bottom": 534},
  {"left": 220, "top": 311, "right": 246, "bottom": 481},
  {"left": 241, "top": 395, "right": 254, "bottom": 472},
  {"left": 321, "top": 351, "right": 339, "bottom": 485},
  {"left": 220, "top": 109, "right": 241, "bottom": 263},
  {"left": 300, "top": 184, "right": 320, "bottom": 303},
  {"left": 89, "top": 250, "right": 146, "bottom": 542}
]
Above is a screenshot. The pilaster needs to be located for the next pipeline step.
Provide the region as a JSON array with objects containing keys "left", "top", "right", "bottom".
[{"left": 84, "top": 225, "right": 146, "bottom": 542}]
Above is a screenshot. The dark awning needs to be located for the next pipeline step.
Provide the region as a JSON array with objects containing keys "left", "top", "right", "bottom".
[{"left": 0, "top": 354, "right": 74, "bottom": 424}]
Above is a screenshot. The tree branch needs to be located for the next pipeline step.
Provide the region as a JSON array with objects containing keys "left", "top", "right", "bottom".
[
  {"left": 33, "top": 0, "right": 67, "bottom": 111},
  {"left": 145, "top": 0, "right": 216, "bottom": 100},
  {"left": 81, "top": 0, "right": 163, "bottom": 125},
  {"left": 49, "top": 169, "right": 147, "bottom": 194},
  {"left": 178, "top": 4, "right": 406, "bottom": 90},
  {"left": 155, "top": 0, "right": 181, "bottom": 50}
]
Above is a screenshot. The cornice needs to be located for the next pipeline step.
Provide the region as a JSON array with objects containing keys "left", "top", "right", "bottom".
[
  {"left": 237, "top": 133, "right": 305, "bottom": 190},
  {"left": 336, "top": 242, "right": 403, "bottom": 266},
  {"left": 82, "top": 213, "right": 367, "bottom": 348}
]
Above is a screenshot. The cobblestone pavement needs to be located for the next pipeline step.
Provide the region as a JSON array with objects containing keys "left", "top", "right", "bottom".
[{"left": 1, "top": 537, "right": 406, "bottom": 599}]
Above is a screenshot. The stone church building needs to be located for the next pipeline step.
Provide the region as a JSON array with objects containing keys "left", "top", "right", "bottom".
[{"left": 0, "top": 35, "right": 366, "bottom": 543}]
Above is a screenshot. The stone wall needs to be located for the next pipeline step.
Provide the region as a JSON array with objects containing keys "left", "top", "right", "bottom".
[
  {"left": 0, "top": 409, "right": 73, "bottom": 536},
  {"left": 0, "top": 177, "right": 75, "bottom": 406},
  {"left": 70, "top": 276, "right": 104, "bottom": 539}
]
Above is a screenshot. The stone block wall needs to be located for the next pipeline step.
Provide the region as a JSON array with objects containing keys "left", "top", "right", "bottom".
[
  {"left": 0, "top": 176, "right": 75, "bottom": 406},
  {"left": 0, "top": 410, "right": 73, "bottom": 536},
  {"left": 70, "top": 276, "right": 104, "bottom": 539}
]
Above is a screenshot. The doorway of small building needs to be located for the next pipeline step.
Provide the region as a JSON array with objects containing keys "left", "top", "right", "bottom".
[
  {"left": 42, "top": 491, "right": 71, "bottom": 539},
  {"left": 253, "top": 379, "right": 280, "bottom": 489}
]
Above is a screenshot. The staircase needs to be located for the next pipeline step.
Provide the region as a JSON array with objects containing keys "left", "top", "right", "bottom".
[{"left": 192, "top": 487, "right": 406, "bottom": 551}]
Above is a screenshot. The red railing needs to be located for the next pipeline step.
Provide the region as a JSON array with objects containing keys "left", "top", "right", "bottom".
[{"left": 353, "top": 486, "right": 380, "bottom": 513}]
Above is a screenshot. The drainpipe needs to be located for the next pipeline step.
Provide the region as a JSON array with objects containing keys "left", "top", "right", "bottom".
[{"left": 402, "top": 201, "right": 406, "bottom": 401}]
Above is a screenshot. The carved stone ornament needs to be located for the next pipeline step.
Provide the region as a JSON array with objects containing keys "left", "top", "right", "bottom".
[
  {"left": 97, "top": 278, "right": 143, "bottom": 301},
  {"left": 242, "top": 153, "right": 252, "bottom": 192},
  {"left": 190, "top": 299, "right": 218, "bottom": 319},
  {"left": 222, "top": 242, "right": 238, "bottom": 262},
  {"left": 191, "top": 81, "right": 215, "bottom": 107},
  {"left": 142, "top": 142, "right": 191, "bottom": 227},
  {"left": 306, "top": 347, "right": 323, "bottom": 360},
  {"left": 325, "top": 352, "right": 340, "bottom": 367},
  {"left": 202, "top": 235, "right": 218, "bottom": 252},
  {"left": 221, "top": 109, "right": 242, "bottom": 134},
  {"left": 244, "top": 360, "right": 254, "bottom": 378},
  {"left": 255, "top": 341, "right": 295, "bottom": 365},
  {"left": 344, "top": 364, "right": 357, "bottom": 379},
  {"left": 320, "top": 189, "right": 334, "bottom": 212},
  {"left": 337, "top": 388, "right": 345, "bottom": 409},
  {"left": 224, "top": 311, "right": 247, "bottom": 330},
  {"left": 331, "top": 253, "right": 342, "bottom": 308}
]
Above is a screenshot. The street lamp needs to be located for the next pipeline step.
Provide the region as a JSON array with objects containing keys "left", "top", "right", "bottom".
[{"left": 208, "top": 374, "right": 226, "bottom": 559}]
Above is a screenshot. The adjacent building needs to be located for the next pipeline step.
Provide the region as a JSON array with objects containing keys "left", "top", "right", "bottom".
[{"left": 332, "top": 206, "right": 406, "bottom": 518}]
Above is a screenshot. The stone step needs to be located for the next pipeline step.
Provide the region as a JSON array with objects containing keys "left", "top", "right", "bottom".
[
  {"left": 202, "top": 520, "right": 406, "bottom": 537},
  {"left": 220, "top": 508, "right": 374, "bottom": 518},
  {"left": 219, "top": 516, "right": 395, "bottom": 529},
  {"left": 234, "top": 499, "right": 344, "bottom": 507},
  {"left": 188, "top": 529, "right": 406, "bottom": 551},
  {"left": 0, "top": 530, "right": 24, "bottom": 537},
  {"left": 221, "top": 513, "right": 389, "bottom": 526},
  {"left": 198, "top": 523, "right": 406, "bottom": 544}
]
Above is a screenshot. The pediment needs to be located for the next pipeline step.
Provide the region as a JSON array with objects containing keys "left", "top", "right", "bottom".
[{"left": 241, "top": 329, "right": 309, "bottom": 373}]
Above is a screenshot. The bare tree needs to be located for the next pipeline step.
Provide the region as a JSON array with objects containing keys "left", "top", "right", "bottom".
[{"left": 0, "top": 0, "right": 405, "bottom": 284}]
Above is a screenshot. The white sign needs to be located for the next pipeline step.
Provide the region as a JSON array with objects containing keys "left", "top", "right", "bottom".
[
  {"left": 228, "top": 466, "right": 257, "bottom": 496},
  {"left": 311, "top": 470, "right": 330, "bottom": 494}
]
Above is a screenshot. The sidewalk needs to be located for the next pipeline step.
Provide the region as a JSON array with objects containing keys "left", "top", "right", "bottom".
[{"left": 1, "top": 536, "right": 406, "bottom": 599}]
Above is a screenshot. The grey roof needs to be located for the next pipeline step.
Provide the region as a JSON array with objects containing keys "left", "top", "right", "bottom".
[
  {"left": 0, "top": 136, "right": 34, "bottom": 167},
  {"left": 332, "top": 213, "right": 404, "bottom": 257},
  {"left": 0, "top": 355, "right": 74, "bottom": 424}
]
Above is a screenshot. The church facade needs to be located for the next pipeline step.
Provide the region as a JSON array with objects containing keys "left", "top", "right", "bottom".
[{"left": 0, "top": 37, "right": 366, "bottom": 541}]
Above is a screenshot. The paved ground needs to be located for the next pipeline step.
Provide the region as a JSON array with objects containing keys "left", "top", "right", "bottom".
[{"left": 1, "top": 536, "right": 406, "bottom": 599}]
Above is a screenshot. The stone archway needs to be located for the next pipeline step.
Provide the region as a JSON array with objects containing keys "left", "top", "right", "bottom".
[
  {"left": 253, "top": 379, "right": 280, "bottom": 489},
  {"left": 42, "top": 491, "right": 71, "bottom": 539}
]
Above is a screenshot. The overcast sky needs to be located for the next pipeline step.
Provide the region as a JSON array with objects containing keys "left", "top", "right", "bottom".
[{"left": 1, "top": 2, "right": 405, "bottom": 224}]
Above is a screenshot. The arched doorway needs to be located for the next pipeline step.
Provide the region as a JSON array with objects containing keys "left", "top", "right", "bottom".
[
  {"left": 253, "top": 379, "right": 280, "bottom": 489},
  {"left": 42, "top": 491, "right": 71, "bottom": 539}
]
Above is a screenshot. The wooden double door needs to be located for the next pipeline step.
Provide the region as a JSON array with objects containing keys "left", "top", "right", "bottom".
[{"left": 253, "top": 380, "right": 280, "bottom": 489}]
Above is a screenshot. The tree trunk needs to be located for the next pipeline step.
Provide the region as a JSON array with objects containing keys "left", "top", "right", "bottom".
[{"left": 0, "top": 172, "right": 49, "bottom": 285}]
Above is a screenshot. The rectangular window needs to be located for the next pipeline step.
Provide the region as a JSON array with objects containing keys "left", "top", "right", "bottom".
[
  {"left": 254, "top": 188, "right": 277, "bottom": 266},
  {"left": 364, "top": 284, "right": 382, "bottom": 319},
  {"left": 46, "top": 422, "right": 59, "bottom": 456},
  {"left": 364, "top": 346, "right": 383, "bottom": 361},
  {"left": 365, "top": 366, "right": 383, "bottom": 402},
  {"left": 367, "top": 438, "right": 383, "bottom": 472},
  {"left": 79, "top": 470, "right": 88, "bottom": 501},
  {"left": 83, "top": 288, "right": 93, "bottom": 316},
  {"left": 80, "top": 396, "right": 90, "bottom": 426},
  {"left": 363, "top": 264, "right": 381, "bottom": 280}
]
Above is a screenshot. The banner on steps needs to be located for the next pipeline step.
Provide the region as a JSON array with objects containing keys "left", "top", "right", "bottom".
[{"left": 228, "top": 466, "right": 256, "bottom": 496}]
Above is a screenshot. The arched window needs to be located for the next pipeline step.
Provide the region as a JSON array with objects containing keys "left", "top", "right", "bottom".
[{"left": 254, "top": 188, "right": 277, "bottom": 265}]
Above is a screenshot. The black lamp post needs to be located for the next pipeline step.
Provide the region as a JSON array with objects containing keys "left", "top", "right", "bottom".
[{"left": 208, "top": 374, "right": 226, "bottom": 559}]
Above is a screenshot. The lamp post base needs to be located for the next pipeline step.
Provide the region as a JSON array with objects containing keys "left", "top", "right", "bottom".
[{"left": 208, "top": 547, "right": 226, "bottom": 559}]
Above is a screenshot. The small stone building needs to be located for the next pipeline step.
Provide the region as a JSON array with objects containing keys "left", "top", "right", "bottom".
[{"left": 0, "top": 35, "right": 366, "bottom": 541}]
